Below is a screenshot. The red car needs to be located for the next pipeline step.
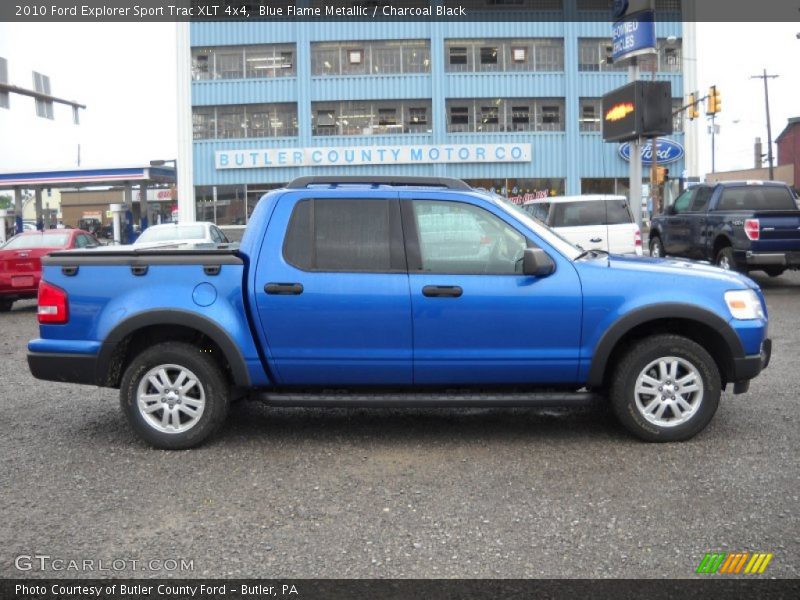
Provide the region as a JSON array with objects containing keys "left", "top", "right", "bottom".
[{"left": 0, "top": 229, "right": 99, "bottom": 312}]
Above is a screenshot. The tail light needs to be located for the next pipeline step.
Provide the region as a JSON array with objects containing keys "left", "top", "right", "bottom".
[
  {"left": 744, "top": 219, "right": 760, "bottom": 241},
  {"left": 634, "top": 229, "right": 642, "bottom": 247},
  {"left": 38, "top": 281, "right": 69, "bottom": 324}
]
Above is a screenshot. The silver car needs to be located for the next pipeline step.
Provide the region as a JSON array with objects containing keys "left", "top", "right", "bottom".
[{"left": 132, "top": 222, "right": 231, "bottom": 249}]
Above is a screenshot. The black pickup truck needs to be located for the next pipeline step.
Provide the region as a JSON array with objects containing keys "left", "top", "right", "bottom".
[{"left": 649, "top": 181, "right": 800, "bottom": 276}]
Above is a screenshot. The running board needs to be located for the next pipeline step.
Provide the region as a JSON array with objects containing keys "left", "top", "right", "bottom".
[{"left": 255, "top": 391, "right": 601, "bottom": 408}]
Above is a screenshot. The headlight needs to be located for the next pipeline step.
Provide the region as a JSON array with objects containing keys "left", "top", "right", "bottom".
[{"left": 725, "top": 290, "right": 765, "bottom": 320}]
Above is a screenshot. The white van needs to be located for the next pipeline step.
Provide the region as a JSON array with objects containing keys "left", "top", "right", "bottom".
[{"left": 522, "top": 195, "right": 643, "bottom": 256}]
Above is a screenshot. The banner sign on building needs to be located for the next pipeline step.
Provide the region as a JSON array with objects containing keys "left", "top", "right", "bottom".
[
  {"left": 619, "top": 138, "right": 685, "bottom": 166},
  {"left": 215, "top": 143, "right": 532, "bottom": 170}
]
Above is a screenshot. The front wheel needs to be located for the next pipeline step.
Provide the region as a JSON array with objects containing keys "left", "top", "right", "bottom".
[
  {"left": 610, "top": 335, "right": 721, "bottom": 442},
  {"left": 120, "top": 341, "right": 230, "bottom": 449},
  {"left": 649, "top": 236, "right": 665, "bottom": 258}
]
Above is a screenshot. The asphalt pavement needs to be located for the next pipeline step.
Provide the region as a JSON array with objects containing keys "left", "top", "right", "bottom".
[{"left": 1, "top": 271, "right": 798, "bottom": 579}]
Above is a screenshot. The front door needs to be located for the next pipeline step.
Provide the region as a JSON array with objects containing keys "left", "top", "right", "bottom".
[
  {"left": 254, "top": 193, "right": 413, "bottom": 385},
  {"left": 401, "top": 194, "right": 583, "bottom": 386}
]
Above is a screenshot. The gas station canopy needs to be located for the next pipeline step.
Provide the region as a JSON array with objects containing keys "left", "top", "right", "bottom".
[{"left": 0, "top": 165, "right": 176, "bottom": 189}]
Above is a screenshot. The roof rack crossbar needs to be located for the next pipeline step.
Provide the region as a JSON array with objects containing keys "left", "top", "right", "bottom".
[{"left": 286, "top": 176, "right": 472, "bottom": 191}]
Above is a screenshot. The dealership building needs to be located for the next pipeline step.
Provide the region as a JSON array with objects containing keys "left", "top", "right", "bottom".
[{"left": 175, "top": 1, "right": 697, "bottom": 225}]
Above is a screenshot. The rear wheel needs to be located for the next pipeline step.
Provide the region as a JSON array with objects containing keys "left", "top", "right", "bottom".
[
  {"left": 649, "top": 236, "right": 665, "bottom": 258},
  {"left": 0, "top": 299, "right": 13, "bottom": 312},
  {"left": 610, "top": 335, "right": 721, "bottom": 442},
  {"left": 119, "top": 341, "right": 230, "bottom": 449}
]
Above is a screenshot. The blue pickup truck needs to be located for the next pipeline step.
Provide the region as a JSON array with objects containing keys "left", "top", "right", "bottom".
[
  {"left": 649, "top": 180, "right": 800, "bottom": 276},
  {"left": 28, "top": 177, "right": 771, "bottom": 449}
]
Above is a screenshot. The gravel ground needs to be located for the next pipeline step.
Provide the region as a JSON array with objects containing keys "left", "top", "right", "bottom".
[{"left": 1, "top": 271, "right": 798, "bottom": 579}]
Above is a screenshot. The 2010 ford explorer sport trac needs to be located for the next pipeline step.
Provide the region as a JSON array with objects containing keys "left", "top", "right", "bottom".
[{"left": 27, "top": 177, "right": 771, "bottom": 449}]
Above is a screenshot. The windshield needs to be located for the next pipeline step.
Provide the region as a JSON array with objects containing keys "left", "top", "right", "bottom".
[
  {"left": 135, "top": 225, "right": 206, "bottom": 244},
  {"left": 490, "top": 195, "right": 582, "bottom": 260},
  {"left": 1, "top": 233, "right": 70, "bottom": 249}
]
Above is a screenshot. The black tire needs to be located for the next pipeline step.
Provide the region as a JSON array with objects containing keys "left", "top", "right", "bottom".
[
  {"left": 120, "top": 341, "right": 230, "bottom": 449},
  {"left": 0, "top": 299, "right": 13, "bottom": 312},
  {"left": 649, "top": 236, "right": 665, "bottom": 258},
  {"left": 715, "top": 246, "right": 739, "bottom": 272},
  {"left": 610, "top": 334, "right": 721, "bottom": 442},
  {"left": 763, "top": 267, "right": 785, "bottom": 278}
]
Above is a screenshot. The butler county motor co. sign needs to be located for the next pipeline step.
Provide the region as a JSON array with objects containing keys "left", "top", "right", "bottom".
[{"left": 215, "top": 143, "right": 532, "bottom": 169}]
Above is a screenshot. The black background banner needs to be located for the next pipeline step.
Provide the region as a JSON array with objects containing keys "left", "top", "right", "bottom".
[
  {"left": 1, "top": 0, "right": 800, "bottom": 23},
  {"left": 3, "top": 579, "right": 800, "bottom": 600}
]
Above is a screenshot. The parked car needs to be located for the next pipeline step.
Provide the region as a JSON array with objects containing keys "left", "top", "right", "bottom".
[
  {"left": 522, "top": 195, "right": 643, "bottom": 255},
  {"left": 0, "top": 229, "right": 99, "bottom": 312},
  {"left": 132, "top": 222, "right": 230, "bottom": 248},
  {"left": 649, "top": 180, "right": 800, "bottom": 276},
  {"left": 28, "top": 176, "right": 770, "bottom": 449}
]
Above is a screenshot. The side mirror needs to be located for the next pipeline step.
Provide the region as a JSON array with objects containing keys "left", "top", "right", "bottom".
[
  {"left": 523, "top": 247, "right": 555, "bottom": 277},
  {"left": 665, "top": 205, "right": 677, "bottom": 216}
]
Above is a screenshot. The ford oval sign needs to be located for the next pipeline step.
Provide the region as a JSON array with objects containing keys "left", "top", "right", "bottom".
[{"left": 619, "top": 138, "right": 684, "bottom": 166}]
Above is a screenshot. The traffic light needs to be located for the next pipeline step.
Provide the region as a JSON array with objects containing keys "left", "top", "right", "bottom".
[
  {"left": 687, "top": 93, "right": 700, "bottom": 120},
  {"left": 707, "top": 85, "right": 722, "bottom": 115}
]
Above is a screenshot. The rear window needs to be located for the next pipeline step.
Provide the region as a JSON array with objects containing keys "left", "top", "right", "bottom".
[
  {"left": 136, "top": 225, "right": 205, "bottom": 243},
  {"left": 717, "top": 186, "right": 796, "bottom": 211},
  {"left": 550, "top": 200, "right": 632, "bottom": 227},
  {"left": 2, "top": 233, "right": 70, "bottom": 249}
]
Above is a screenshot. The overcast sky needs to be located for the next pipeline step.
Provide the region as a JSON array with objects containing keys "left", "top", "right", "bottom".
[{"left": 0, "top": 21, "right": 797, "bottom": 176}]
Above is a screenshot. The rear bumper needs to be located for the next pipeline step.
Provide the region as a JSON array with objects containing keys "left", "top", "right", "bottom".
[
  {"left": 731, "top": 338, "right": 772, "bottom": 383},
  {"left": 744, "top": 251, "right": 800, "bottom": 267},
  {"left": 27, "top": 352, "right": 99, "bottom": 386}
]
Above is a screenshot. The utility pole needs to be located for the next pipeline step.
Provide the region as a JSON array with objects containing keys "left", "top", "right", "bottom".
[{"left": 750, "top": 69, "right": 779, "bottom": 180}]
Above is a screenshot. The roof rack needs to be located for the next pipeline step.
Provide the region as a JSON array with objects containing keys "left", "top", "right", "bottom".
[{"left": 286, "top": 176, "right": 472, "bottom": 190}]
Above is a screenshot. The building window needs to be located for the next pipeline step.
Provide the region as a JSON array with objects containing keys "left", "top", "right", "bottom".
[
  {"left": 579, "top": 38, "right": 682, "bottom": 73},
  {"left": 0, "top": 57, "right": 8, "bottom": 109},
  {"left": 33, "top": 71, "right": 54, "bottom": 119},
  {"left": 479, "top": 46, "right": 500, "bottom": 70},
  {"left": 446, "top": 39, "right": 564, "bottom": 73},
  {"left": 464, "top": 178, "right": 566, "bottom": 204},
  {"left": 191, "top": 103, "right": 298, "bottom": 140},
  {"left": 579, "top": 98, "right": 601, "bottom": 132},
  {"left": 311, "top": 100, "right": 433, "bottom": 136},
  {"left": 311, "top": 40, "right": 430, "bottom": 76},
  {"left": 672, "top": 98, "right": 684, "bottom": 133},
  {"left": 191, "top": 44, "right": 296, "bottom": 80},
  {"left": 446, "top": 98, "right": 565, "bottom": 133}
]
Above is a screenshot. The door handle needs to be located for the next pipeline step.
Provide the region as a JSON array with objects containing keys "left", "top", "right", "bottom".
[
  {"left": 422, "top": 285, "right": 463, "bottom": 298},
  {"left": 265, "top": 282, "right": 304, "bottom": 295},
  {"left": 590, "top": 237, "right": 603, "bottom": 243}
]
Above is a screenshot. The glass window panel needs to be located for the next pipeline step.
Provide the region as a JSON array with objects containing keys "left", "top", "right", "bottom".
[
  {"left": 215, "top": 49, "right": 244, "bottom": 79},
  {"left": 192, "top": 48, "right": 213, "bottom": 81},
  {"left": 413, "top": 201, "right": 527, "bottom": 275}
]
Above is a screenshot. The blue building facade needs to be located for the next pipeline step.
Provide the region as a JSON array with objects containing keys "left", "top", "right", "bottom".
[{"left": 182, "top": 8, "right": 691, "bottom": 225}]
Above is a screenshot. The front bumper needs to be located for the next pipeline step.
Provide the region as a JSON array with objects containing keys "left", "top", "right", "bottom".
[
  {"left": 27, "top": 352, "right": 99, "bottom": 386},
  {"left": 731, "top": 338, "right": 772, "bottom": 383}
]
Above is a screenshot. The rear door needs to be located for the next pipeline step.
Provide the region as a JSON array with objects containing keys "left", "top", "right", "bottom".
[
  {"left": 253, "top": 192, "right": 413, "bottom": 386},
  {"left": 401, "top": 192, "right": 583, "bottom": 385}
]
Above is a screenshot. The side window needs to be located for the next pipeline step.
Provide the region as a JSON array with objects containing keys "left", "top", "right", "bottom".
[
  {"left": 672, "top": 189, "right": 694, "bottom": 214},
  {"left": 412, "top": 201, "right": 527, "bottom": 274},
  {"left": 689, "top": 187, "right": 713, "bottom": 212},
  {"left": 214, "top": 227, "right": 230, "bottom": 243},
  {"left": 74, "top": 235, "right": 89, "bottom": 248},
  {"left": 283, "top": 199, "right": 404, "bottom": 272}
]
